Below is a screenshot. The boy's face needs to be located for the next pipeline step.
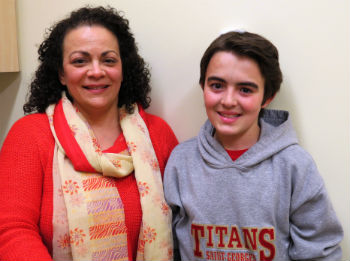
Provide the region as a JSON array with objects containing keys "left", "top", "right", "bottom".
[{"left": 203, "top": 51, "right": 273, "bottom": 150}]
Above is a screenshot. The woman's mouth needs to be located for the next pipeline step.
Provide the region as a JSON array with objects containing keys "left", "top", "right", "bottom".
[{"left": 83, "top": 85, "right": 109, "bottom": 90}]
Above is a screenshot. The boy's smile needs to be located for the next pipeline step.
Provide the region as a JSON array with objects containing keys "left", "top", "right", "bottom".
[{"left": 203, "top": 51, "right": 273, "bottom": 150}]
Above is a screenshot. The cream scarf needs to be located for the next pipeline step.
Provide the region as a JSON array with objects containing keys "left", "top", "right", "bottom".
[{"left": 46, "top": 94, "right": 173, "bottom": 261}]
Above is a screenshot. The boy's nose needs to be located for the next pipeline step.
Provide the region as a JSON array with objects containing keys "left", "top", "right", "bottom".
[{"left": 221, "top": 88, "right": 238, "bottom": 107}]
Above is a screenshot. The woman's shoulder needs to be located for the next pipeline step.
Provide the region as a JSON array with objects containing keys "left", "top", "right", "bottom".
[
  {"left": 16, "top": 112, "right": 49, "bottom": 123},
  {"left": 4, "top": 113, "right": 53, "bottom": 147},
  {"left": 1, "top": 113, "right": 55, "bottom": 171},
  {"left": 140, "top": 109, "right": 172, "bottom": 130},
  {"left": 139, "top": 108, "right": 177, "bottom": 140},
  {"left": 11, "top": 113, "right": 50, "bottom": 133},
  {"left": 139, "top": 108, "right": 179, "bottom": 173}
]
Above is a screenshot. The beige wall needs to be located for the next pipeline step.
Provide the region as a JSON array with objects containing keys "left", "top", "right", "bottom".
[{"left": 0, "top": 0, "right": 349, "bottom": 258}]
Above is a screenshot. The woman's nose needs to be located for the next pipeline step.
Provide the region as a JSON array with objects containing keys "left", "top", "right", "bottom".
[{"left": 87, "top": 61, "right": 105, "bottom": 78}]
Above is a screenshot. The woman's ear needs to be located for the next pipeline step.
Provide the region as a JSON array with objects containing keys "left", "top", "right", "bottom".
[
  {"left": 261, "top": 94, "right": 276, "bottom": 108},
  {"left": 59, "top": 70, "right": 66, "bottom": 86}
]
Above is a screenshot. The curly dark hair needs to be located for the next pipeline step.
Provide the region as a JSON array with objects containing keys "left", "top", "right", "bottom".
[
  {"left": 23, "top": 6, "right": 151, "bottom": 114},
  {"left": 199, "top": 31, "right": 283, "bottom": 105}
]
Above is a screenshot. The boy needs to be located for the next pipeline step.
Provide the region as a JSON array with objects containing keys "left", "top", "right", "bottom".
[{"left": 164, "top": 31, "right": 343, "bottom": 261}]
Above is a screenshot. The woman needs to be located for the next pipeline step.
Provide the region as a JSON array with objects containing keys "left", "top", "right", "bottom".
[{"left": 0, "top": 6, "right": 178, "bottom": 261}]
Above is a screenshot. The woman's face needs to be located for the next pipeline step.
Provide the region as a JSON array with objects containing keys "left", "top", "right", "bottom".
[{"left": 59, "top": 25, "right": 123, "bottom": 117}]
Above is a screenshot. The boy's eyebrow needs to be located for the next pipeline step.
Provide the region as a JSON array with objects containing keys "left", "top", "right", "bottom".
[
  {"left": 207, "top": 76, "right": 226, "bottom": 83},
  {"left": 237, "top": 82, "right": 259, "bottom": 89},
  {"left": 207, "top": 76, "right": 259, "bottom": 89}
]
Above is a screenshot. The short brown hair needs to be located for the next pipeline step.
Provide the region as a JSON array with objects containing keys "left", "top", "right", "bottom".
[{"left": 199, "top": 31, "right": 282, "bottom": 104}]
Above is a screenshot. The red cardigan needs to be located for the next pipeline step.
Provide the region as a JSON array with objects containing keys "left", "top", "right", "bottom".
[{"left": 0, "top": 109, "right": 178, "bottom": 260}]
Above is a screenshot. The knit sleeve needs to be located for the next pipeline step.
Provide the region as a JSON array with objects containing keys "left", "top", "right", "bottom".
[
  {"left": 0, "top": 115, "right": 53, "bottom": 260},
  {"left": 288, "top": 158, "right": 343, "bottom": 261},
  {"left": 143, "top": 112, "right": 179, "bottom": 176}
]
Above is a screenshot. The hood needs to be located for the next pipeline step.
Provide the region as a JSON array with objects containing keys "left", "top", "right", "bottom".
[{"left": 198, "top": 109, "right": 298, "bottom": 170}]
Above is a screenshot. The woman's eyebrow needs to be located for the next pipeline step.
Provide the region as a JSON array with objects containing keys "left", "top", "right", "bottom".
[
  {"left": 68, "top": 50, "right": 89, "bottom": 58},
  {"left": 101, "top": 50, "right": 120, "bottom": 57},
  {"left": 68, "top": 50, "right": 120, "bottom": 58}
]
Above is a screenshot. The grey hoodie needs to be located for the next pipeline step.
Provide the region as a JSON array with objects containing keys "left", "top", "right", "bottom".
[{"left": 164, "top": 109, "right": 343, "bottom": 261}]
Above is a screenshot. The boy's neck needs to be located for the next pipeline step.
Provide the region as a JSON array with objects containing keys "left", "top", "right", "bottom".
[
  {"left": 225, "top": 148, "right": 248, "bottom": 161},
  {"left": 214, "top": 125, "right": 261, "bottom": 151}
]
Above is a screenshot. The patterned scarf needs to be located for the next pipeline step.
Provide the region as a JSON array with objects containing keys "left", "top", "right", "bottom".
[{"left": 46, "top": 94, "right": 173, "bottom": 261}]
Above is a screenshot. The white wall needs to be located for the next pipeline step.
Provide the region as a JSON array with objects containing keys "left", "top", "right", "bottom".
[{"left": 0, "top": 0, "right": 349, "bottom": 259}]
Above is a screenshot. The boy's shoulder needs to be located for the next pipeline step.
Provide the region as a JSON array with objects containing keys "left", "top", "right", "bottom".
[
  {"left": 172, "top": 136, "right": 197, "bottom": 153},
  {"left": 168, "top": 136, "right": 199, "bottom": 162},
  {"left": 275, "top": 143, "right": 315, "bottom": 168},
  {"left": 272, "top": 143, "right": 324, "bottom": 187}
]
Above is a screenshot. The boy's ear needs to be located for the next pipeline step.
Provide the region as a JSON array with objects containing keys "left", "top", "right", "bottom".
[{"left": 261, "top": 94, "right": 276, "bottom": 108}]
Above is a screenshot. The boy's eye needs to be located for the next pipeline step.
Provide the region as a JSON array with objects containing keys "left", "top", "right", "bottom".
[
  {"left": 210, "top": 83, "right": 223, "bottom": 90},
  {"left": 240, "top": 87, "right": 252, "bottom": 94}
]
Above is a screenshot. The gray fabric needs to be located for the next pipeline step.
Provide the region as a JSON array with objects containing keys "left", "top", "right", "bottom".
[{"left": 164, "top": 109, "right": 343, "bottom": 261}]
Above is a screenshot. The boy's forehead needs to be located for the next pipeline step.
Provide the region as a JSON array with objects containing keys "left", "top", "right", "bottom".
[{"left": 205, "top": 51, "right": 264, "bottom": 83}]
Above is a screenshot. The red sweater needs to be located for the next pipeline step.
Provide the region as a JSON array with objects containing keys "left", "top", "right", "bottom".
[{"left": 0, "top": 110, "right": 178, "bottom": 260}]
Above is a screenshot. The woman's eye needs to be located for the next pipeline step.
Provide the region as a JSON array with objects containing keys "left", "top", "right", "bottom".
[
  {"left": 72, "top": 58, "right": 86, "bottom": 65},
  {"left": 104, "top": 58, "right": 117, "bottom": 65}
]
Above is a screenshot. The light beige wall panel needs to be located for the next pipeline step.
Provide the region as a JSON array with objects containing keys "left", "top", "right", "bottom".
[{"left": 0, "top": 0, "right": 19, "bottom": 72}]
